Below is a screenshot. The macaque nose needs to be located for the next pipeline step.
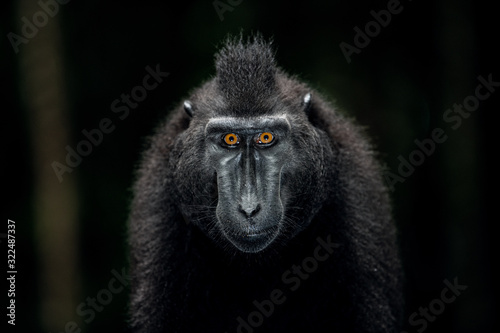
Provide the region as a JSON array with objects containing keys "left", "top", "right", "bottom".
[{"left": 238, "top": 202, "right": 261, "bottom": 218}]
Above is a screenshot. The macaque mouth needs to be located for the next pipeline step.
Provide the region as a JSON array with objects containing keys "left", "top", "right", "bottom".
[
  {"left": 220, "top": 220, "right": 279, "bottom": 239},
  {"left": 218, "top": 218, "right": 280, "bottom": 252},
  {"left": 242, "top": 225, "right": 278, "bottom": 238}
]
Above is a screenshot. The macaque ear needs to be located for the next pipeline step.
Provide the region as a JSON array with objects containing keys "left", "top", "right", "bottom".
[
  {"left": 184, "top": 101, "right": 193, "bottom": 117},
  {"left": 302, "top": 93, "right": 312, "bottom": 114}
]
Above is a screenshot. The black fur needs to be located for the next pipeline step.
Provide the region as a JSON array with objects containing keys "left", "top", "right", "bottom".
[{"left": 128, "top": 35, "right": 403, "bottom": 332}]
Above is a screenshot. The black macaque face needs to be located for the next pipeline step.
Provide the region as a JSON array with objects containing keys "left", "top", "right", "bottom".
[
  {"left": 205, "top": 115, "right": 291, "bottom": 252},
  {"left": 175, "top": 95, "right": 328, "bottom": 254}
]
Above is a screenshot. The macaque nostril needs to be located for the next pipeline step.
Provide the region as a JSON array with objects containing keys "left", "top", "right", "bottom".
[{"left": 238, "top": 203, "right": 261, "bottom": 218}]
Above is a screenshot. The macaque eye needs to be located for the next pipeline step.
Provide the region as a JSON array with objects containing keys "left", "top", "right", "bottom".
[
  {"left": 256, "top": 132, "right": 274, "bottom": 144},
  {"left": 223, "top": 133, "right": 240, "bottom": 146}
]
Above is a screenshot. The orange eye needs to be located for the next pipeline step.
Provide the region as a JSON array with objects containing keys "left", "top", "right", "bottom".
[
  {"left": 257, "top": 132, "right": 274, "bottom": 144},
  {"left": 224, "top": 133, "right": 239, "bottom": 146}
]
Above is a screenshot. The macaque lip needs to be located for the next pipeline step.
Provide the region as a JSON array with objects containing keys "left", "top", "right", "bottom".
[{"left": 243, "top": 225, "right": 278, "bottom": 237}]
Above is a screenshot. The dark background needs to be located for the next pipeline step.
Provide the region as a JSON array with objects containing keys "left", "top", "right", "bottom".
[{"left": 2, "top": 0, "right": 497, "bottom": 332}]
